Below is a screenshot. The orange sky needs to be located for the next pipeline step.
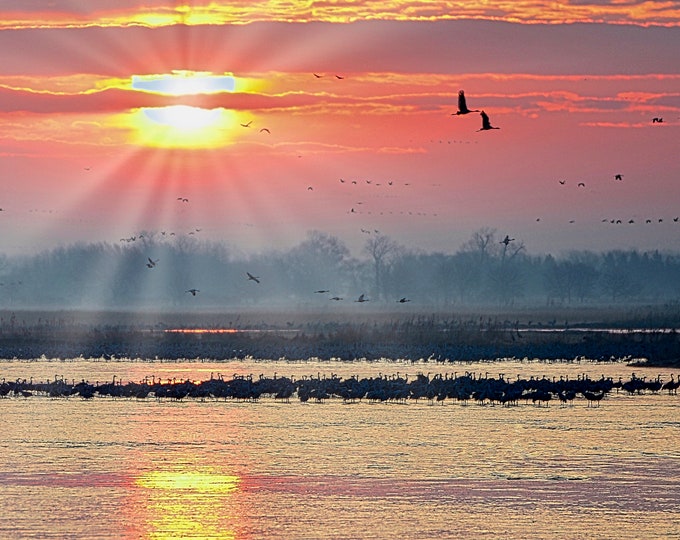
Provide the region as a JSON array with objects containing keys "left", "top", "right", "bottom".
[{"left": 0, "top": 3, "right": 679, "bottom": 256}]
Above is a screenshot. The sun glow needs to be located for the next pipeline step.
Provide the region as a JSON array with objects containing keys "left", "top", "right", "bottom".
[
  {"left": 132, "top": 71, "right": 236, "bottom": 96},
  {"left": 126, "top": 106, "right": 237, "bottom": 148},
  {"left": 123, "top": 71, "right": 261, "bottom": 148}
]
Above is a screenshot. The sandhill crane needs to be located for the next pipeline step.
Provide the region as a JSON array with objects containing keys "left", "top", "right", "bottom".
[
  {"left": 614, "top": 174, "right": 623, "bottom": 181},
  {"left": 186, "top": 289, "right": 199, "bottom": 296},
  {"left": 240, "top": 120, "right": 252, "bottom": 128},
  {"left": 652, "top": 117, "right": 664, "bottom": 123},
  {"left": 246, "top": 272, "right": 260, "bottom": 284},
  {"left": 355, "top": 294, "right": 369, "bottom": 303},
  {"left": 259, "top": 128, "right": 270, "bottom": 134},
  {"left": 477, "top": 111, "right": 499, "bottom": 131},
  {"left": 146, "top": 258, "right": 158, "bottom": 268},
  {"left": 578, "top": 182, "right": 586, "bottom": 187},
  {"left": 500, "top": 235, "right": 514, "bottom": 246},
  {"left": 398, "top": 297, "right": 411, "bottom": 303},
  {"left": 452, "top": 90, "right": 479, "bottom": 116}
]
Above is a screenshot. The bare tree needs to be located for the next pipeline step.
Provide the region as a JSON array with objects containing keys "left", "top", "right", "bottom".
[{"left": 363, "top": 234, "right": 399, "bottom": 300}]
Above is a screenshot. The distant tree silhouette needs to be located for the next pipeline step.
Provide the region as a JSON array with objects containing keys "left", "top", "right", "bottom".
[{"left": 363, "top": 235, "right": 400, "bottom": 301}]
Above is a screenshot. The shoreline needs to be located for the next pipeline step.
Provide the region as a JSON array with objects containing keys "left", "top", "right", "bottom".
[{"left": 0, "top": 308, "right": 678, "bottom": 366}]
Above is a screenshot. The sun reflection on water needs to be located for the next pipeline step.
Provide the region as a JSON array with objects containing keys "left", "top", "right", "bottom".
[{"left": 133, "top": 469, "right": 244, "bottom": 539}]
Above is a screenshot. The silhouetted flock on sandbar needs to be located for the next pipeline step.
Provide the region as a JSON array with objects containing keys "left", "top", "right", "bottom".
[{"left": 3, "top": 371, "right": 678, "bottom": 406}]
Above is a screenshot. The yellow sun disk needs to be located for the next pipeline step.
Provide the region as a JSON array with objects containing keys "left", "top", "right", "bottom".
[{"left": 125, "top": 106, "right": 236, "bottom": 149}]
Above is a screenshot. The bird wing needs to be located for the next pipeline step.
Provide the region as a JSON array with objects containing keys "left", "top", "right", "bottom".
[
  {"left": 480, "top": 111, "right": 491, "bottom": 130},
  {"left": 458, "top": 90, "right": 468, "bottom": 113}
]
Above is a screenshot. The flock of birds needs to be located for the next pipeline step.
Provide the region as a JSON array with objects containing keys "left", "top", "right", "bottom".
[{"left": 3, "top": 371, "right": 679, "bottom": 406}]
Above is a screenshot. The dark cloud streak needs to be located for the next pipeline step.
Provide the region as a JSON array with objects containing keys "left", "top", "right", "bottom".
[{"left": 0, "top": 20, "right": 678, "bottom": 77}]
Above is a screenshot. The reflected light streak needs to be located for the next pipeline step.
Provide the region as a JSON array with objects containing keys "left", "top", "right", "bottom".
[{"left": 134, "top": 470, "right": 242, "bottom": 539}]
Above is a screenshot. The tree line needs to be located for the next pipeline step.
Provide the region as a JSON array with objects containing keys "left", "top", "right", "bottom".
[{"left": 0, "top": 228, "right": 679, "bottom": 309}]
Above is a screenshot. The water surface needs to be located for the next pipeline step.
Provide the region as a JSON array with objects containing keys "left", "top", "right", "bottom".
[{"left": 2, "top": 358, "right": 680, "bottom": 539}]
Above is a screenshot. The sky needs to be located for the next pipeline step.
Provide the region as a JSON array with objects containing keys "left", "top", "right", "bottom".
[{"left": 0, "top": 1, "right": 679, "bottom": 258}]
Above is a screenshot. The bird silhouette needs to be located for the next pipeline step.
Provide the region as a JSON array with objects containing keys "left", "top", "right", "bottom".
[
  {"left": 452, "top": 90, "right": 479, "bottom": 116},
  {"left": 500, "top": 235, "right": 514, "bottom": 246},
  {"left": 259, "top": 128, "right": 270, "bottom": 134},
  {"left": 314, "top": 289, "right": 330, "bottom": 293},
  {"left": 614, "top": 174, "right": 623, "bottom": 181},
  {"left": 398, "top": 297, "right": 411, "bottom": 303},
  {"left": 330, "top": 296, "right": 343, "bottom": 301},
  {"left": 477, "top": 111, "right": 499, "bottom": 131},
  {"left": 559, "top": 180, "right": 566, "bottom": 185},
  {"left": 652, "top": 117, "right": 664, "bottom": 123},
  {"left": 578, "top": 182, "right": 586, "bottom": 187},
  {"left": 240, "top": 121, "right": 252, "bottom": 128},
  {"left": 335, "top": 75, "right": 344, "bottom": 79},
  {"left": 313, "top": 73, "right": 323, "bottom": 78},
  {"left": 246, "top": 272, "right": 260, "bottom": 283},
  {"left": 186, "top": 289, "right": 199, "bottom": 296},
  {"left": 355, "top": 294, "right": 369, "bottom": 303},
  {"left": 177, "top": 197, "right": 189, "bottom": 202},
  {"left": 146, "top": 258, "right": 158, "bottom": 268}
]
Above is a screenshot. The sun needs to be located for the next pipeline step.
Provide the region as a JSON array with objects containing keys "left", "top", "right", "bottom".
[
  {"left": 126, "top": 71, "right": 250, "bottom": 148},
  {"left": 131, "top": 70, "right": 236, "bottom": 96},
  {"left": 143, "top": 105, "right": 221, "bottom": 131},
  {"left": 126, "top": 106, "right": 238, "bottom": 148}
]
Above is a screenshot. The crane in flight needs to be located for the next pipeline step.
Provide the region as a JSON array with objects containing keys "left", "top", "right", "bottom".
[
  {"left": 246, "top": 272, "right": 260, "bottom": 284},
  {"left": 452, "top": 90, "right": 479, "bottom": 116},
  {"left": 477, "top": 111, "right": 500, "bottom": 131},
  {"left": 500, "top": 235, "right": 515, "bottom": 247}
]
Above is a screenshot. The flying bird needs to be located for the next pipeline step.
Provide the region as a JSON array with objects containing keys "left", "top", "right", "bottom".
[
  {"left": 335, "top": 75, "right": 344, "bottom": 79},
  {"left": 477, "top": 111, "right": 500, "bottom": 131},
  {"left": 314, "top": 289, "right": 330, "bottom": 293},
  {"left": 452, "top": 90, "right": 479, "bottom": 116},
  {"left": 330, "top": 296, "right": 343, "bottom": 301},
  {"left": 614, "top": 174, "right": 623, "bottom": 181},
  {"left": 500, "top": 235, "right": 515, "bottom": 246},
  {"left": 578, "top": 182, "right": 586, "bottom": 187},
  {"left": 246, "top": 272, "right": 260, "bottom": 283},
  {"left": 240, "top": 120, "right": 253, "bottom": 128},
  {"left": 559, "top": 180, "right": 566, "bottom": 185},
  {"left": 146, "top": 258, "right": 158, "bottom": 268},
  {"left": 186, "top": 289, "right": 200, "bottom": 296},
  {"left": 652, "top": 117, "right": 664, "bottom": 123},
  {"left": 313, "top": 73, "right": 323, "bottom": 78},
  {"left": 355, "top": 294, "right": 369, "bottom": 303},
  {"left": 259, "top": 128, "right": 270, "bottom": 134},
  {"left": 177, "top": 197, "right": 189, "bottom": 202},
  {"left": 398, "top": 297, "right": 411, "bottom": 303}
]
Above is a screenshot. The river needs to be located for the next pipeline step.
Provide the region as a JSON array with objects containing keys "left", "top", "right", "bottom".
[{"left": 2, "top": 358, "right": 679, "bottom": 539}]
